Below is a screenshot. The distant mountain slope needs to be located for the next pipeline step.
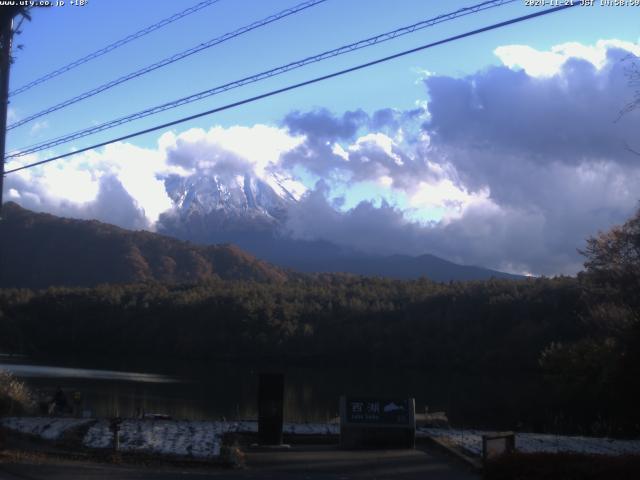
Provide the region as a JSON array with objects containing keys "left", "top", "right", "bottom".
[
  {"left": 208, "top": 235, "right": 523, "bottom": 281},
  {"left": 0, "top": 202, "right": 288, "bottom": 289},
  {"left": 337, "top": 253, "right": 522, "bottom": 281}
]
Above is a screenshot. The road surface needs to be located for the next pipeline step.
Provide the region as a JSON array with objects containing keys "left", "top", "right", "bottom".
[{"left": 0, "top": 444, "right": 479, "bottom": 479}]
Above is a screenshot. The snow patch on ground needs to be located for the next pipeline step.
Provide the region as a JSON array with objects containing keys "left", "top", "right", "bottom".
[
  {"left": 0, "top": 417, "right": 93, "bottom": 440},
  {"left": 8, "top": 417, "right": 635, "bottom": 460},
  {"left": 224, "top": 420, "right": 258, "bottom": 434},
  {"left": 2, "top": 417, "right": 338, "bottom": 459},
  {"left": 418, "top": 428, "right": 640, "bottom": 457},
  {"left": 83, "top": 419, "right": 113, "bottom": 449},
  {"left": 117, "top": 420, "right": 222, "bottom": 458},
  {"left": 284, "top": 422, "right": 339, "bottom": 435}
]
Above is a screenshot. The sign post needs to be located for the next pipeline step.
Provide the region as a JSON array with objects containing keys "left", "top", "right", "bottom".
[
  {"left": 257, "top": 373, "right": 284, "bottom": 446},
  {"left": 340, "top": 396, "right": 415, "bottom": 449},
  {"left": 482, "top": 432, "right": 515, "bottom": 461}
]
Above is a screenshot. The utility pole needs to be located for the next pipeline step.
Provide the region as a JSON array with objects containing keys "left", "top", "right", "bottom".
[
  {"left": 0, "top": 12, "right": 13, "bottom": 220},
  {"left": 0, "top": 9, "right": 16, "bottom": 290}
]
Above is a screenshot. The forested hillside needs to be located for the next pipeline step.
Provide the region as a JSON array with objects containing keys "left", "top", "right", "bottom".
[
  {"left": 0, "top": 272, "right": 636, "bottom": 434},
  {"left": 0, "top": 202, "right": 289, "bottom": 287},
  {"left": 0, "top": 276, "right": 581, "bottom": 368}
]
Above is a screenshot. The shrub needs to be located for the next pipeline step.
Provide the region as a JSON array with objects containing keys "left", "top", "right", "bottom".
[{"left": 0, "top": 370, "right": 34, "bottom": 416}]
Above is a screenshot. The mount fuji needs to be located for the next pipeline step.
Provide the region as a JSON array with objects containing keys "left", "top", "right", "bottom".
[
  {"left": 158, "top": 171, "right": 295, "bottom": 241},
  {"left": 156, "top": 172, "right": 522, "bottom": 281}
]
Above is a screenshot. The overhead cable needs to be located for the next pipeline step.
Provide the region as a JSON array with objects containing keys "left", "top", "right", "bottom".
[
  {"left": 7, "top": 0, "right": 516, "bottom": 157},
  {"left": 7, "top": 0, "right": 328, "bottom": 130},
  {"left": 10, "top": 0, "right": 223, "bottom": 97},
  {"left": 4, "top": 4, "right": 579, "bottom": 175}
]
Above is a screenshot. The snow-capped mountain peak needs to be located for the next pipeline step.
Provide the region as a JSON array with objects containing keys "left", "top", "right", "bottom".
[{"left": 160, "top": 171, "right": 297, "bottom": 236}]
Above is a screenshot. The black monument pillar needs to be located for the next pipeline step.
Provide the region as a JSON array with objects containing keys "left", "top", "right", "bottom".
[{"left": 258, "top": 373, "right": 284, "bottom": 445}]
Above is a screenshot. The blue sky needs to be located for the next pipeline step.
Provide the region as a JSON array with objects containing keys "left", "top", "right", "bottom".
[
  {"left": 7, "top": 0, "right": 638, "bottom": 151},
  {"left": 4, "top": 0, "right": 640, "bottom": 275}
]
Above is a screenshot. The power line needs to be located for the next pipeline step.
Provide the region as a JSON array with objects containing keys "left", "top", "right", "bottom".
[
  {"left": 9, "top": 0, "right": 223, "bottom": 98},
  {"left": 7, "top": 0, "right": 517, "bottom": 158},
  {"left": 7, "top": 0, "right": 328, "bottom": 131},
  {"left": 4, "top": 3, "right": 578, "bottom": 176}
]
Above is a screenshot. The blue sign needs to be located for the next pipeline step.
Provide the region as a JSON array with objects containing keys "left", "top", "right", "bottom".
[{"left": 346, "top": 398, "right": 411, "bottom": 424}]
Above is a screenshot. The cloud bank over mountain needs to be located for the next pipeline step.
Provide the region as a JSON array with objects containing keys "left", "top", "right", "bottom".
[{"left": 5, "top": 40, "right": 640, "bottom": 276}]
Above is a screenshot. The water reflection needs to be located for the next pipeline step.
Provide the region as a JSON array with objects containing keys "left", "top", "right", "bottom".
[
  {"left": 0, "top": 363, "right": 178, "bottom": 383},
  {"left": 1, "top": 357, "right": 547, "bottom": 430}
]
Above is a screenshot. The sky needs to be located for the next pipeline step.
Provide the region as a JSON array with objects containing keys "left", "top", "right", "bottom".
[{"left": 3, "top": 0, "right": 640, "bottom": 276}]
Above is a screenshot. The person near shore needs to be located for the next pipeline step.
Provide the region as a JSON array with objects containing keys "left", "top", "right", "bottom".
[{"left": 52, "top": 387, "right": 69, "bottom": 415}]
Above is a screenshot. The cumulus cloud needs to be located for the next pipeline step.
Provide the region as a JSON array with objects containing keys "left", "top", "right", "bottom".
[
  {"left": 159, "top": 125, "right": 307, "bottom": 201},
  {"left": 284, "top": 108, "right": 368, "bottom": 140},
  {"left": 5, "top": 140, "right": 173, "bottom": 229},
  {"left": 424, "top": 58, "right": 638, "bottom": 173},
  {"left": 282, "top": 107, "right": 432, "bottom": 191},
  {"left": 282, "top": 40, "right": 640, "bottom": 275},
  {"left": 6, "top": 170, "right": 149, "bottom": 230},
  {"left": 284, "top": 184, "right": 559, "bottom": 274},
  {"left": 494, "top": 39, "right": 640, "bottom": 77},
  {"left": 163, "top": 125, "right": 303, "bottom": 176},
  {"left": 4, "top": 125, "right": 306, "bottom": 227}
]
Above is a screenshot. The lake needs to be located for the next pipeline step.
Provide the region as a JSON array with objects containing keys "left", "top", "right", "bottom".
[{"left": 0, "top": 355, "right": 548, "bottom": 430}]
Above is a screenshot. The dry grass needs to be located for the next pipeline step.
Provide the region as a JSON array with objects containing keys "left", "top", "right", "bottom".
[
  {"left": 0, "top": 370, "right": 34, "bottom": 416},
  {"left": 484, "top": 452, "right": 640, "bottom": 480}
]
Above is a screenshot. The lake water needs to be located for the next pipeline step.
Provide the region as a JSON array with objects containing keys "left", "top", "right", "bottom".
[{"left": 0, "top": 356, "right": 547, "bottom": 430}]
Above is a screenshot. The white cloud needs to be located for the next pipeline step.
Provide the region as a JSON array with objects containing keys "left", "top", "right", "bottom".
[
  {"left": 5, "top": 124, "right": 306, "bottom": 227},
  {"left": 7, "top": 107, "right": 17, "bottom": 123},
  {"left": 164, "top": 125, "right": 302, "bottom": 172},
  {"left": 41, "top": 165, "right": 99, "bottom": 204},
  {"left": 412, "top": 67, "right": 434, "bottom": 85},
  {"left": 29, "top": 120, "right": 49, "bottom": 136},
  {"left": 351, "top": 133, "right": 405, "bottom": 167},
  {"left": 163, "top": 124, "right": 307, "bottom": 200},
  {"left": 284, "top": 39, "right": 640, "bottom": 275},
  {"left": 495, "top": 39, "right": 640, "bottom": 77},
  {"left": 494, "top": 45, "right": 565, "bottom": 77},
  {"left": 409, "top": 179, "right": 491, "bottom": 222}
]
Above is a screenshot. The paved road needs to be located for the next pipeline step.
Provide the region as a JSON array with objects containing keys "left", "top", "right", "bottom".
[{"left": 0, "top": 445, "right": 479, "bottom": 480}]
